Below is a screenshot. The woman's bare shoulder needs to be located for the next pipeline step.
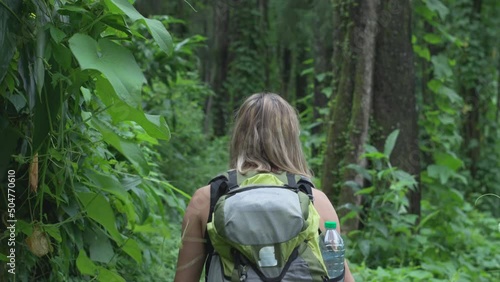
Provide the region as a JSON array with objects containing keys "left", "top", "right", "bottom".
[
  {"left": 311, "top": 188, "right": 340, "bottom": 231},
  {"left": 191, "top": 185, "right": 210, "bottom": 201},
  {"left": 312, "top": 188, "right": 329, "bottom": 204},
  {"left": 187, "top": 185, "right": 210, "bottom": 213},
  {"left": 185, "top": 185, "right": 211, "bottom": 232}
]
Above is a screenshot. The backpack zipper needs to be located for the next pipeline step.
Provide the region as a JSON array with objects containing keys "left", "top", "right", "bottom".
[{"left": 239, "top": 265, "right": 247, "bottom": 281}]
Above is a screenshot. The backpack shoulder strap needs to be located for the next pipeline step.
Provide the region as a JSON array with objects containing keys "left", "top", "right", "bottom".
[
  {"left": 227, "top": 169, "right": 239, "bottom": 191},
  {"left": 207, "top": 174, "right": 229, "bottom": 222},
  {"left": 296, "top": 175, "right": 315, "bottom": 202},
  {"left": 204, "top": 172, "right": 230, "bottom": 281}
]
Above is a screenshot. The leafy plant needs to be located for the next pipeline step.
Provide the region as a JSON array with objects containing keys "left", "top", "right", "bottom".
[
  {"left": 0, "top": 0, "right": 187, "bottom": 281},
  {"left": 345, "top": 130, "right": 500, "bottom": 281},
  {"left": 345, "top": 130, "right": 419, "bottom": 266}
]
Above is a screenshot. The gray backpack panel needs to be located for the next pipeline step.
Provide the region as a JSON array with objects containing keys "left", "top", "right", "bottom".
[{"left": 215, "top": 188, "right": 305, "bottom": 245}]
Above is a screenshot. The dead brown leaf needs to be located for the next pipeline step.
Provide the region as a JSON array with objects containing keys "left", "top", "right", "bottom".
[{"left": 29, "top": 153, "right": 38, "bottom": 193}]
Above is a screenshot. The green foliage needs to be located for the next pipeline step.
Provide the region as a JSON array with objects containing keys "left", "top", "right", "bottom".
[
  {"left": 224, "top": 0, "right": 267, "bottom": 109},
  {"left": 0, "top": 0, "right": 185, "bottom": 281},
  {"left": 414, "top": 0, "right": 500, "bottom": 217},
  {"left": 345, "top": 132, "right": 500, "bottom": 281},
  {"left": 300, "top": 117, "right": 327, "bottom": 175},
  {"left": 346, "top": 131, "right": 419, "bottom": 266},
  {"left": 126, "top": 15, "right": 228, "bottom": 194},
  {"left": 151, "top": 75, "right": 229, "bottom": 194}
]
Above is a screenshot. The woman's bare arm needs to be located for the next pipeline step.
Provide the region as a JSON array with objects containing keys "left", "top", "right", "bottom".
[
  {"left": 174, "top": 186, "right": 210, "bottom": 282},
  {"left": 313, "top": 188, "right": 355, "bottom": 282}
]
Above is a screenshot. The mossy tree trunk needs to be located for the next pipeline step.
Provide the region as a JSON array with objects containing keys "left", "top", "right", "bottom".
[
  {"left": 281, "top": 47, "right": 293, "bottom": 100},
  {"left": 497, "top": 64, "right": 500, "bottom": 121},
  {"left": 312, "top": 0, "right": 333, "bottom": 142},
  {"left": 322, "top": 0, "right": 379, "bottom": 233},
  {"left": 206, "top": 1, "right": 230, "bottom": 136},
  {"left": 372, "top": 0, "right": 420, "bottom": 218},
  {"left": 295, "top": 46, "right": 309, "bottom": 113},
  {"left": 259, "top": 0, "right": 271, "bottom": 89},
  {"left": 461, "top": 0, "right": 483, "bottom": 179}
]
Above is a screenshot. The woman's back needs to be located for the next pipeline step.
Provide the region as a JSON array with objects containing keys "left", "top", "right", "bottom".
[{"left": 174, "top": 93, "right": 354, "bottom": 282}]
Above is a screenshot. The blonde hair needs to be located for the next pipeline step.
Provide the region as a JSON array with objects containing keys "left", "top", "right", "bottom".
[{"left": 229, "top": 93, "right": 311, "bottom": 177}]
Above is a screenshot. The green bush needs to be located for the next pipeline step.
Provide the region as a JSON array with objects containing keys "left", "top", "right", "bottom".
[{"left": 343, "top": 132, "right": 500, "bottom": 281}]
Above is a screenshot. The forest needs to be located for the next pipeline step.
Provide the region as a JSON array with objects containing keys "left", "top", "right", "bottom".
[{"left": 0, "top": 0, "right": 499, "bottom": 281}]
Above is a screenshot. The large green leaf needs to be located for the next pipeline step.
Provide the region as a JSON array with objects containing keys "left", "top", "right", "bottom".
[
  {"left": 34, "top": 25, "right": 46, "bottom": 96},
  {"left": 44, "top": 225, "right": 62, "bottom": 243},
  {"left": 413, "top": 45, "right": 431, "bottom": 61},
  {"left": 427, "top": 164, "right": 452, "bottom": 184},
  {"left": 393, "top": 170, "right": 418, "bottom": 188},
  {"left": 105, "top": 0, "right": 142, "bottom": 21},
  {"left": 434, "top": 152, "right": 463, "bottom": 171},
  {"left": 358, "top": 239, "right": 371, "bottom": 258},
  {"left": 355, "top": 186, "right": 375, "bottom": 196},
  {"left": 51, "top": 43, "right": 72, "bottom": 70},
  {"left": 68, "top": 33, "right": 145, "bottom": 107},
  {"left": 91, "top": 119, "right": 150, "bottom": 176},
  {"left": 95, "top": 77, "right": 170, "bottom": 140},
  {"left": 408, "top": 270, "right": 433, "bottom": 280},
  {"left": 425, "top": 0, "right": 449, "bottom": 20},
  {"left": 384, "top": 129, "right": 400, "bottom": 158},
  {"left": 121, "top": 238, "right": 142, "bottom": 264},
  {"left": 49, "top": 25, "right": 66, "bottom": 44},
  {"left": 76, "top": 250, "right": 97, "bottom": 276},
  {"left": 142, "top": 18, "right": 173, "bottom": 55},
  {"left": 345, "top": 164, "right": 372, "bottom": 182},
  {"left": 438, "top": 86, "right": 462, "bottom": 104},
  {"left": 76, "top": 192, "right": 122, "bottom": 243},
  {"left": 85, "top": 228, "right": 115, "bottom": 263},
  {"left": 84, "top": 170, "right": 137, "bottom": 223},
  {"left": 427, "top": 79, "right": 442, "bottom": 93},
  {"left": 97, "top": 267, "right": 125, "bottom": 282},
  {"left": 431, "top": 54, "right": 452, "bottom": 79},
  {"left": 416, "top": 210, "right": 440, "bottom": 231},
  {"left": 423, "top": 33, "right": 443, "bottom": 45},
  {"left": 84, "top": 170, "right": 128, "bottom": 201},
  {"left": 104, "top": 0, "right": 173, "bottom": 55}
]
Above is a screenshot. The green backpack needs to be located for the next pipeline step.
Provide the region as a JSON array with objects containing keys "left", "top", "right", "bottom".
[{"left": 205, "top": 170, "right": 332, "bottom": 282}]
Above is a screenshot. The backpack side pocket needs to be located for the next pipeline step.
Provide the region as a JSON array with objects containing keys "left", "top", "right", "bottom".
[{"left": 207, "top": 254, "right": 230, "bottom": 282}]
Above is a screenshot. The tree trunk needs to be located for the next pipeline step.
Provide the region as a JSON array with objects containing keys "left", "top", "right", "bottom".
[
  {"left": 281, "top": 47, "right": 292, "bottom": 100},
  {"left": 210, "top": 1, "right": 230, "bottom": 137},
  {"left": 259, "top": 0, "right": 271, "bottom": 89},
  {"left": 372, "top": 0, "right": 420, "bottom": 218},
  {"left": 463, "top": 87, "right": 481, "bottom": 178},
  {"left": 322, "top": 1, "right": 357, "bottom": 203},
  {"left": 461, "top": 0, "right": 482, "bottom": 179},
  {"left": 312, "top": 0, "right": 333, "bottom": 138},
  {"left": 497, "top": 64, "right": 500, "bottom": 122},
  {"left": 322, "top": 0, "right": 379, "bottom": 233},
  {"left": 201, "top": 0, "right": 212, "bottom": 135},
  {"left": 295, "top": 47, "right": 308, "bottom": 113}
]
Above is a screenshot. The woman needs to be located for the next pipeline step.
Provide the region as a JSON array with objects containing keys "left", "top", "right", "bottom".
[{"left": 174, "top": 93, "right": 354, "bottom": 282}]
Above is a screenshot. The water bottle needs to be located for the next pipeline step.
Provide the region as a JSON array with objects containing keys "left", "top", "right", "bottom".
[{"left": 320, "top": 221, "right": 345, "bottom": 281}]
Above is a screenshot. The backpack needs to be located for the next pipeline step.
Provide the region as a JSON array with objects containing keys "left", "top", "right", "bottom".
[{"left": 204, "top": 170, "right": 339, "bottom": 282}]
